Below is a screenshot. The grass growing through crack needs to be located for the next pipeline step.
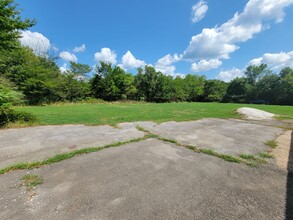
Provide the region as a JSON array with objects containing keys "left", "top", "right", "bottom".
[
  {"left": 258, "top": 152, "right": 275, "bottom": 159},
  {"left": 0, "top": 135, "right": 151, "bottom": 175},
  {"left": 136, "top": 125, "right": 150, "bottom": 133},
  {"left": 137, "top": 125, "right": 264, "bottom": 166},
  {"left": 137, "top": 125, "right": 181, "bottom": 145},
  {"left": 1, "top": 125, "right": 276, "bottom": 175},
  {"left": 264, "top": 140, "right": 278, "bottom": 148},
  {"left": 21, "top": 174, "right": 43, "bottom": 190},
  {"left": 239, "top": 154, "right": 266, "bottom": 166},
  {"left": 157, "top": 137, "right": 178, "bottom": 144},
  {"left": 199, "top": 148, "right": 241, "bottom": 163},
  {"left": 185, "top": 145, "right": 200, "bottom": 152}
]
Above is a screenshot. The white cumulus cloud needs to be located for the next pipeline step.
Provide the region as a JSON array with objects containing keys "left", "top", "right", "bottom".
[
  {"left": 19, "top": 31, "right": 51, "bottom": 56},
  {"left": 216, "top": 68, "right": 244, "bottom": 82},
  {"left": 217, "top": 50, "right": 293, "bottom": 82},
  {"left": 59, "top": 51, "right": 78, "bottom": 62},
  {"left": 191, "top": 0, "right": 208, "bottom": 23},
  {"left": 119, "top": 51, "right": 146, "bottom": 70},
  {"left": 248, "top": 51, "right": 293, "bottom": 72},
  {"left": 191, "top": 59, "right": 222, "bottom": 72},
  {"left": 183, "top": 0, "right": 293, "bottom": 61},
  {"left": 155, "top": 54, "right": 181, "bottom": 75},
  {"left": 73, "top": 44, "right": 86, "bottom": 53},
  {"left": 94, "top": 48, "right": 117, "bottom": 64}
]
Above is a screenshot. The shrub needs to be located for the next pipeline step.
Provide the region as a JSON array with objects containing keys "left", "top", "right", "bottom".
[
  {"left": 0, "top": 77, "right": 36, "bottom": 126},
  {"left": 0, "top": 105, "right": 12, "bottom": 126},
  {"left": 0, "top": 108, "right": 37, "bottom": 127},
  {"left": 9, "top": 110, "right": 37, "bottom": 122}
]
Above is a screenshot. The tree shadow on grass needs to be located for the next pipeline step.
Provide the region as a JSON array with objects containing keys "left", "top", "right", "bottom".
[{"left": 285, "top": 131, "right": 293, "bottom": 219}]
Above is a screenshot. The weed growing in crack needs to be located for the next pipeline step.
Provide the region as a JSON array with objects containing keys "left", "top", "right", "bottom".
[
  {"left": 135, "top": 125, "right": 150, "bottom": 133},
  {"left": 0, "top": 135, "right": 151, "bottom": 175},
  {"left": 199, "top": 148, "right": 241, "bottom": 163},
  {"left": 21, "top": 174, "right": 43, "bottom": 190},
  {"left": 264, "top": 140, "right": 278, "bottom": 148},
  {"left": 258, "top": 152, "right": 275, "bottom": 159}
]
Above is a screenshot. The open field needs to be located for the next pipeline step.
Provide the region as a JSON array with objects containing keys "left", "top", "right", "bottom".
[{"left": 15, "top": 102, "right": 293, "bottom": 126}]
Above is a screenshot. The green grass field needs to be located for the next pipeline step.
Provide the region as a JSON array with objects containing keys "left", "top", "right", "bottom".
[{"left": 15, "top": 102, "right": 293, "bottom": 126}]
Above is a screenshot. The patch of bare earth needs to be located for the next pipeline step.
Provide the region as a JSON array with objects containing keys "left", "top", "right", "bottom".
[{"left": 271, "top": 130, "right": 292, "bottom": 170}]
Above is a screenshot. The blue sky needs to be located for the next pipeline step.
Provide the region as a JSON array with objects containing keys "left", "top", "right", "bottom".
[{"left": 17, "top": 0, "right": 293, "bottom": 81}]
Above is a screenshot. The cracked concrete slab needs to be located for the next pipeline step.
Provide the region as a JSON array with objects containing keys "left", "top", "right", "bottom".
[
  {"left": 0, "top": 118, "right": 292, "bottom": 219},
  {"left": 134, "top": 119, "right": 283, "bottom": 156},
  {"left": 0, "top": 119, "right": 284, "bottom": 169},
  {"left": 0, "top": 139, "right": 288, "bottom": 220},
  {"left": 0, "top": 124, "right": 145, "bottom": 168}
]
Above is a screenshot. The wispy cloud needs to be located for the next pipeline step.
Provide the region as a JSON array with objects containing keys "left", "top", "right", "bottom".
[
  {"left": 191, "top": 0, "right": 208, "bottom": 23},
  {"left": 73, "top": 44, "right": 86, "bottom": 53}
]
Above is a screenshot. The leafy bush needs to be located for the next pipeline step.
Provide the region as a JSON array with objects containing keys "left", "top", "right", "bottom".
[
  {"left": 0, "top": 76, "right": 36, "bottom": 126},
  {"left": 0, "top": 77, "right": 24, "bottom": 106},
  {"left": 0, "top": 105, "right": 11, "bottom": 125},
  {"left": 8, "top": 110, "right": 37, "bottom": 122},
  {"left": 0, "top": 108, "right": 37, "bottom": 126}
]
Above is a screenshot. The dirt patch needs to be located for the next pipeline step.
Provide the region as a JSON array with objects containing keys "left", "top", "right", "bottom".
[{"left": 271, "top": 130, "right": 292, "bottom": 170}]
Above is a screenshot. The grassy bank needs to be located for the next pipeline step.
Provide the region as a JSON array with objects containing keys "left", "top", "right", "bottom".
[{"left": 15, "top": 102, "right": 293, "bottom": 126}]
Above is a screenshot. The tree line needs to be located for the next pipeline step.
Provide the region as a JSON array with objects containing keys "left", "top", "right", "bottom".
[{"left": 90, "top": 62, "right": 293, "bottom": 105}]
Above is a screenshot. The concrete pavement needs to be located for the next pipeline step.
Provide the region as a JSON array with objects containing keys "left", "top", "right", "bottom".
[
  {"left": 0, "top": 139, "right": 288, "bottom": 219},
  {"left": 0, "top": 118, "right": 292, "bottom": 219}
]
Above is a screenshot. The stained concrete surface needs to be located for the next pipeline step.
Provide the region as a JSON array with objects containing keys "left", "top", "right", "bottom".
[
  {"left": 0, "top": 124, "right": 145, "bottom": 168},
  {"left": 0, "top": 139, "right": 288, "bottom": 220},
  {"left": 133, "top": 119, "right": 283, "bottom": 156},
  {"left": 0, "top": 119, "right": 284, "bottom": 169},
  {"left": 0, "top": 118, "right": 291, "bottom": 219}
]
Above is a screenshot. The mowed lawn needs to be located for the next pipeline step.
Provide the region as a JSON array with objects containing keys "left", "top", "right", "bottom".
[{"left": 16, "top": 102, "right": 293, "bottom": 126}]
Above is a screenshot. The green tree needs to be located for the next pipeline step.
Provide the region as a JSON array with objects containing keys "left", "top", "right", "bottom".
[
  {"left": 137, "top": 66, "right": 158, "bottom": 102},
  {"left": 0, "top": 76, "right": 23, "bottom": 106},
  {"left": 172, "top": 77, "right": 188, "bottom": 102},
  {"left": 69, "top": 61, "right": 91, "bottom": 77},
  {"left": 61, "top": 62, "right": 91, "bottom": 101},
  {"left": 153, "top": 73, "right": 174, "bottom": 102},
  {"left": 0, "top": 76, "right": 24, "bottom": 125},
  {"left": 92, "top": 62, "right": 136, "bottom": 101},
  {"left": 255, "top": 73, "right": 281, "bottom": 104},
  {"left": 203, "top": 80, "right": 227, "bottom": 102},
  {"left": 183, "top": 74, "right": 205, "bottom": 102},
  {"left": 1, "top": 47, "right": 64, "bottom": 104},
  {"left": 224, "top": 77, "right": 251, "bottom": 103},
  {"left": 244, "top": 64, "right": 268, "bottom": 85},
  {"left": 134, "top": 66, "right": 174, "bottom": 102},
  {"left": 280, "top": 67, "right": 293, "bottom": 78},
  {"left": 278, "top": 67, "right": 293, "bottom": 105},
  {"left": 0, "top": 0, "right": 36, "bottom": 50}
]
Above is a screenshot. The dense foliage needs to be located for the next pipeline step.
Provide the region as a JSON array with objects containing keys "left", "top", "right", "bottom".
[
  {"left": 224, "top": 64, "right": 293, "bottom": 105},
  {"left": 0, "top": 0, "right": 35, "bottom": 50},
  {"left": 0, "top": 76, "right": 35, "bottom": 125}
]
